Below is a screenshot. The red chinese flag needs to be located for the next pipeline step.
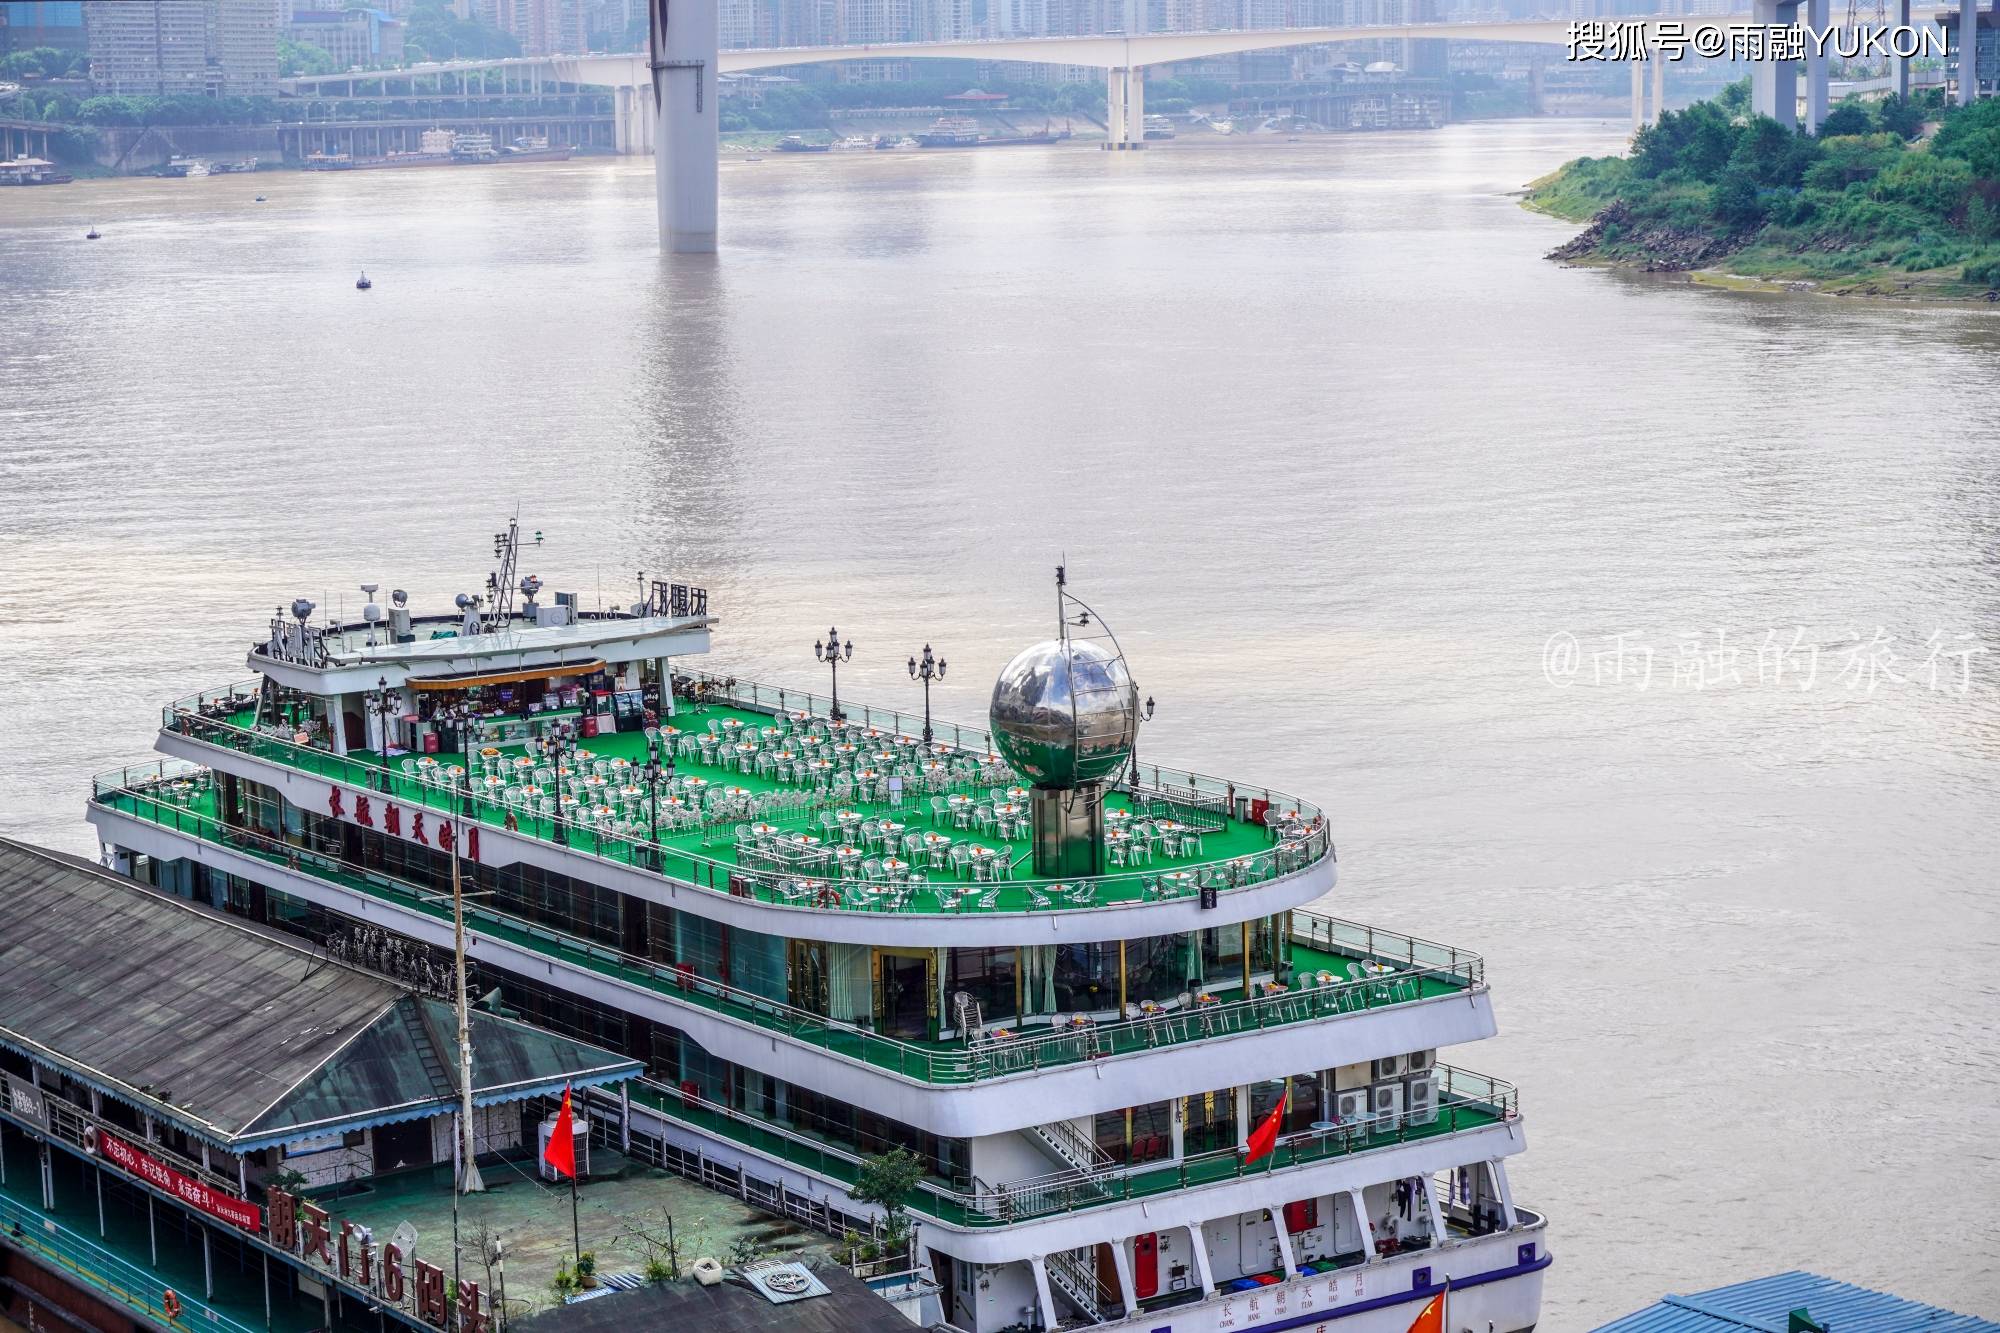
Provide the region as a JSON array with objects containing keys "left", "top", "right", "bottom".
[
  {"left": 543, "top": 1085, "right": 576, "bottom": 1180},
  {"left": 1243, "top": 1097, "right": 1286, "bottom": 1165},
  {"left": 1406, "top": 1290, "right": 1445, "bottom": 1333}
]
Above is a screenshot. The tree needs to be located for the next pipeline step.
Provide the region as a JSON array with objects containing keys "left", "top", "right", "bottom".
[
  {"left": 1803, "top": 132, "right": 1901, "bottom": 191},
  {"left": 279, "top": 38, "right": 338, "bottom": 78},
  {"left": 1709, "top": 167, "right": 1765, "bottom": 230},
  {"left": 1729, "top": 114, "right": 1819, "bottom": 189},
  {"left": 1870, "top": 151, "right": 1972, "bottom": 216},
  {"left": 1816, "top": 98, "right": 1872, "bottom": 138},
  {"left": 1876, "top": 94, "right": 1925, "bottom": 141},
  {"left": 851, "top": 1149, "right": 924, "bottom": 1252}
]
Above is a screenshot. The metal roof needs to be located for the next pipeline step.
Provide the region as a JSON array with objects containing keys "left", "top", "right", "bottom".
[
  {"left": 510, "top": 1263, "right": 915, "bottom": 1333},
  {"left": 1595, "top": 1271, "right": 2000, "bottom": 1333},
  {"left": 0, "top": 839, "right": 639, "bottom": 1151}
]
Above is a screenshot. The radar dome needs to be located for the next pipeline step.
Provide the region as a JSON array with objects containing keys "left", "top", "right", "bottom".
[{"left": 989, "top": 639, "right": 1137, "bottom": 788}]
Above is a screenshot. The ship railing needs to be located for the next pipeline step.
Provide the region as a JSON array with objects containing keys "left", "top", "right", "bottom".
[
  {"left": 954, "top": 1065, "right": 1519, "bottom": 1223},
  {"left": 1290, "top": 909, "right": 1486, "bottom": 988},
  {"left": 88, "top": 773, "right": 1465, "bottom": 1087},
  {"left": 0, "top": 1191, "right": 260, "bottom": 1333},
  {"left": 157, "top": 701, "right": 1337, "bottom": 918},
  {"left": 680, "top": 668, "right": 1322, "bottom": 826},
  {"left": 622, "top": 1066, "right": 1516, "bottom": 1229}
]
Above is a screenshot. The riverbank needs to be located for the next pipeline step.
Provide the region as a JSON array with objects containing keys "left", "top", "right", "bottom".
[{"left": 1524, "top": 84, "right": 2000, "bottom": 302}]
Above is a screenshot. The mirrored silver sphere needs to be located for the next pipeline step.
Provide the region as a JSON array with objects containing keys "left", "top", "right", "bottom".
[{"left": 989, "top": 639, "right": 1137, "bottom": 788}]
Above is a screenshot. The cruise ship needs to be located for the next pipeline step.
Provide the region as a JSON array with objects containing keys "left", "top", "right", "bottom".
[{"left": 82, "top": 526, "right": 1548, "bottom": 1332}]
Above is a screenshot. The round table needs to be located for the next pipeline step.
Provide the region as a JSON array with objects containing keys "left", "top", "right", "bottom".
[
  {"left": 585, "top": 775, "right": 608, "bottom": 791},
  {"left": 417, "top": 757, "right": 438, "bottom": 770},
  {"left": 1006, "top": 786, "right": 1031, "bottom": 801},
  {"left": 994, "top": 802, "right": 1023, "bottom": 818},
  {"left": 1105, "top": 829, "right": 1130, "bottom": 844},
  {"left": 807, "top": 759, "right": 833, "bottom": 773},
  {"left": 893, "top": 735, "right": 920, "bottom": 749},
  {"left": 1105, "top": 808, "right": 1133, "bottom": 824},
  {"left": 834, "top": 810, "right": 863, "bottom": 825},
  {"left": 881, "top": 856, "right": 910, "bottom": 875},
  {"left": 921, "top": 833, "right": 952, "bottom": 849},
  {"left": 724, "top": 785, "right": 752, "bottom": 799},
  {"left": 681, "top": 776, "right": 709, "bottom": 790},
  {"left": 480, "top": 747, "right": 502, "bottom": 761},
  {"left": 1310, "top": 1121, "right": 1339, "bottom": 1136},
  {"left": 832, "top": 846, "right": 862, "bottom": 862},
  {"left": 880, "top": 821, "right": 905, "bottom": 837},
  {"left": 774, "top": 750, "right": 797, "bottom": 763},
  {"left": 872, "top": 750, "right": 896, "bottom": 764},
  {"left": 789, "top": 834, "right": 823, "bottom": 848},
  {"left": 482, "top": 776, "right": 506, "bottom": 792},
  {"left": 856, "top": 768, "right": 881, "bottom": 783},
  {"left": 760, "top": 726, "right": 784, "bottom": 740},
  {"left": 618, "top": 785, "right": 643, "bottom": 800},
  {"left": 947, "top": 794, "right": 972, "bottom": 808},
  {"left": 798, "top": 735, "right": 825, "bottom": 747},
  {"left": 967, "top": 845, "right": 999, "bottom": 862},
  {"left": 1161, "top": 870, "right": 1197, "bottom": 889},
  {"left": 921, "top": 761, "right": 947, "bottom": 774},
  {"left": 834, "top": 742, "right": 858, "bottom": 755},
  {"left": 720, "top": 718, "right": 743, "bottom": 731},
  {"left": 749, "top": 822, "right": 780, "bottom": 837},
  {"left": 734, "top": 742, "right": 758, "bottom": 756}
]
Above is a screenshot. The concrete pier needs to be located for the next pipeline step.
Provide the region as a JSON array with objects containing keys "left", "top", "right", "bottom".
[
  {"left": 648, "top": 0, "right": 718, "bottom": 253},
  {"left": 1751, "top": 0, "right": 1801, "bottom": 126}
]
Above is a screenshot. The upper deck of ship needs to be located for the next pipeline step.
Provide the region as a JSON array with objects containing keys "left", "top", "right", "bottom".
[{"left": 157, "top": 671, "right": 1334, "bottom": 925}]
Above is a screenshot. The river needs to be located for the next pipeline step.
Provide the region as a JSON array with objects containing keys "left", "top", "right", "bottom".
[{"left": 1, "top": 120, "right": 1996, "bottom": 1327}]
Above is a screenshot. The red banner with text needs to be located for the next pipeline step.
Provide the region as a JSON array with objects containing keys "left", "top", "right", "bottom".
[{"left": 89, "top": 1128, "right": 262, "bottom": 1233}]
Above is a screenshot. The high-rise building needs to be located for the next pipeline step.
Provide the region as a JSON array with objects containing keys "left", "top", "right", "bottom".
[
  {"left": 486, "top": 0, "right": 586, "bottom": 55},
  {"left": 287, "top": 7, "right": 405, "bottom": 68},
  {"left": 84, "top": 0, "right": 278, "bottom": 97},
  {"left": 2, "top": 1, "right": 88, "bottom": 56}
]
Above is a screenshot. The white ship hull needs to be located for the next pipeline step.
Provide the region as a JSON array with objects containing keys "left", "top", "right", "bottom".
[{"left": 1081, "top": 1233, "right": 1546, "bottom": 1333}]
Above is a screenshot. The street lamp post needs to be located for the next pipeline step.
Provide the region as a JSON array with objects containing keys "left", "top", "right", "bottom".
[
  {"left": 1129, "top": 694, "right": 1156, "bottom": 792},
  {"left": 815, "top": 627, "right": 853, "bottom": 721},
  {"left": 907, "top": 645, "right": 946, "bottom": 747}
]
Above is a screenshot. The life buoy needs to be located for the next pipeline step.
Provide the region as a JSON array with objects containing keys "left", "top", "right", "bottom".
[{"left": 162, "top": 1290, "right": 183, "bottom": 1319}]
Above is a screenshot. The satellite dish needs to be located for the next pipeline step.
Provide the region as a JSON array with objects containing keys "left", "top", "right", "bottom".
[
  {"left": 291, "top": 598, "right": 316, "bottom": 622},
  {"left": 454, "top": 593, "right": 473, "bottom": 610},
  {"left": 391, "top": 589, "right": 408, "bottom": 607}
]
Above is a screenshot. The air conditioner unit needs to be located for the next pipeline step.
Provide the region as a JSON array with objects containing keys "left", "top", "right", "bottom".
[
  {"left": 1333, "top": 1087, "right": 1370, "bottom": 1124},
  {"left": 537, "top": 1113, "right": 591, "bottom": 1183},
  {"left": 1370, "top": 1082, "right": 1404, "bottom": 1132},
  {"left": 1404, "top": 1072, "right": 1439, "bottom": 1126},
  {"left": 1373, "top": 1054, "right": 1406, "bottom": 1081},
  {"left": 1406, "top": 1048, "right": 1435, "bottom": 1075}
]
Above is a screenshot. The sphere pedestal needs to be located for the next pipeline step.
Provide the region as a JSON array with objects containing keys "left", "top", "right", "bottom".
[{"left": 1031, "top": 783, "right": 1107, "bottom": 879}]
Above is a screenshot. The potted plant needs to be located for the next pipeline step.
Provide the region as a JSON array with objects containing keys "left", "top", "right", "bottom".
[{"left": 575, "top": 1251, "right": 599, "bottom": 1289}]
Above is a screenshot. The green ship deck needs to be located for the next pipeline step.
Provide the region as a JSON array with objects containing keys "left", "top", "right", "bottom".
[
  {"left": 162, "top": 690, "right": 1333, "bottom": 918},
  {"left": 89, "top": 778, "right": 1480, "bottom": 1086}
]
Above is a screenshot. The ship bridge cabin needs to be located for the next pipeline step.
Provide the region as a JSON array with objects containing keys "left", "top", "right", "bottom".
[{"left": 86, "top": 563, "right": 1546, "bottom": 1333}]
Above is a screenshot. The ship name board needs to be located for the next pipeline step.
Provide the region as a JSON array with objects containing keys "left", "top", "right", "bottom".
[
  {"left": 266, "top": 1187, "right": 490, "bottom": 1332},
  {"left": 325, "top": 783, "right": 482, "bottom": 863}
]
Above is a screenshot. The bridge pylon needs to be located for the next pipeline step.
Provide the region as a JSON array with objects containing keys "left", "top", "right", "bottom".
[{"left": 649, "top": 0, "right": 718, "bottom": 253}]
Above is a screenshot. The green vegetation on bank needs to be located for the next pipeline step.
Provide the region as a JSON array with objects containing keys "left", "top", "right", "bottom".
[{"left": 1525, "top": 80, "right": 2000, "bottom": 295}]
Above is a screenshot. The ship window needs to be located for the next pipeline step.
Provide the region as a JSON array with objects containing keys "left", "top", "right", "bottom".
[
  {"left": 1052, "top": 942, "right": 1118, "bottom": 1012},
  {"left": 946, "top": 947, "right": 1017, "bottom": 1025}
]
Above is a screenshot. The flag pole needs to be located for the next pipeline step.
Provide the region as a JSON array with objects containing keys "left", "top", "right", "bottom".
[{"left": 1443, "top": 1272, "right": 1451, "bottom": 1333}]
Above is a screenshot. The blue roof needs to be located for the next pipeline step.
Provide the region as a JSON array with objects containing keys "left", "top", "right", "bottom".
[{"left": 1596, "top": 1272, "right": 2000, "bottom": 1333}]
